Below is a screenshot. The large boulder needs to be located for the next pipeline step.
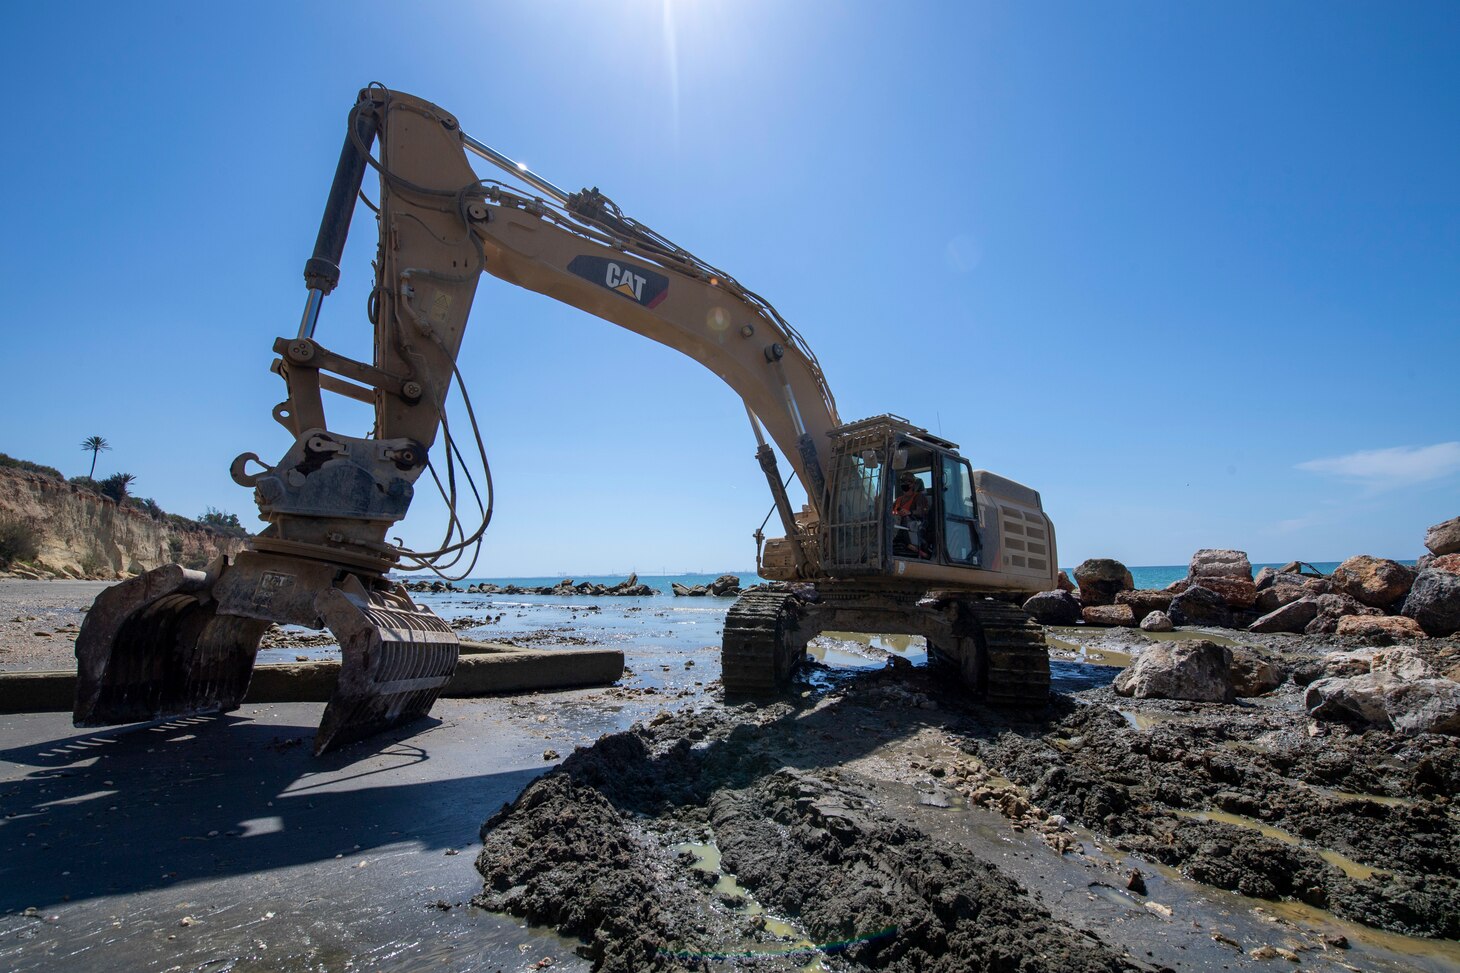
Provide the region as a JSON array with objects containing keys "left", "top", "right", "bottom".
[
  {"left": 1055, "top": 570, "right": 1077, "bottom": 593},
  {"left": 1371, "top": 646, "right": 1438, "bottom": 680},
  {"left": 1328, "top": 556, "right": 1417, "bottom": 609},
  {"left": 1189, "top": 549, "right": 1253, "bottom": 582},
  {"left": 1248, "top": 596, "right": 1321, "bottom": 634},
  {"left": 1082, "top": 604, "right": 1137, "bottom": 627},
  {"left": 1140, "top": 610, "right": 1174, "bottom": 632},
  {"left": 1114, "top": 640, "right": 1236, "bottom": 703},
  {"left": 1073, "top": 559, "right": 1134, "bottom": 607},
  {"left": 1425, "top": 516, "right": 1460, "bottom": 557},
  {"left": 1305, "top": 673, "right": 1460, "bottom": 736},
  {"left": 1254, "top": 582, "right": 1308, "bottom": 614},
  {"left": 1192, "top": 576, "right": 1257, "bottom": 609},
  {"left": 1023, "top": 590, "right": 1081, "bottom": 626},
  {"left": 1429, "top": 553, "right": 1460, "bottom": 576},
  {"left": 1314, "top": 592, "right": 1383, "bottom": 620},
  {"left": 1229, "top": 646, "right": 1285, "bottom": 697},
  {"left": 708, "top": 574, "right": 742, "bottom": 596},
  {"left": 1335, "top": 615, "right": 1426, "bottom": 640},
  {"left": 1168, "top": 585, "right": 1233, "bottom": 628},
  {"left": 1116, "top": 589, "right": 1173, "bottom": 618},
  {"left": 1402, "top": 569, "right": 1460, "bottom": 637}
]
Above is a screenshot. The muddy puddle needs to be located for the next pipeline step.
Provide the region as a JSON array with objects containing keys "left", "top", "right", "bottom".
[
  {"left": 1172, "top": 808, "right": 1385, "bottom": 881},
  {"left": 807, "top": 632, "right": 927, "bottom": 670}
]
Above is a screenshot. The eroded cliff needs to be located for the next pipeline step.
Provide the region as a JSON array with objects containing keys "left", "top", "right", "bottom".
[{"left": 0, "top": 468, "right": 243, "bottom": 579}]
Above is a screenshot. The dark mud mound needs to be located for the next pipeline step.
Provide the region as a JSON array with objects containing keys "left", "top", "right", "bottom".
[
  {"left": 982, "top": 692, "right": 1460, "bottom": 938},
  {"left": 476, "top": 704, "right": 1137, "bottom": 972},
  {"left": 709, "top": 768, "right": 1129, "bottom": 973}
]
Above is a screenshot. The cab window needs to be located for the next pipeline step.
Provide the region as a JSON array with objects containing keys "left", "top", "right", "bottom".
[{"left": 941, "top": 456, "right": 980, "bottom": 565}]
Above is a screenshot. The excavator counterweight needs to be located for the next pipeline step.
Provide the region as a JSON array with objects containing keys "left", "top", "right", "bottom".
[{"left": 75, "top": 85, "right": 1057, "bottom": 756}]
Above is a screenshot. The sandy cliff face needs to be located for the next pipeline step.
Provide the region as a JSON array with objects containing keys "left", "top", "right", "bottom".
[{"left": 0, "top": 468, "right": 244, "bottom": 578}]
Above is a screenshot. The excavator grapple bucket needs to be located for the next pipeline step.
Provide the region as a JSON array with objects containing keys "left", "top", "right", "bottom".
[
  {"left": 74, "top": 556, "right": 459, "bottom": 756},
  {"left": 75, "top": 565, "right": 269, "bottom": 728},
  {"left": 313, "top": 587, "right": 458, "bottom": 755}
]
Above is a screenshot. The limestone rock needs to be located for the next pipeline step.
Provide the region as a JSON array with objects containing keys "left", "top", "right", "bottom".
[
  {"left": 1318, "top": 649, "right": 1378, "bottom": 680},
  {"left": 1254, "top": 583, "right": 1307, "bottom": 614},
  {"left": 1328, "top": 556, "right": 1417, "bottom": 609},
  {"left": 1192, "top": 576, "right": 1257, "bottom": 609},
  {"left": 1168, "top": 585, "right": 1233, "bottom": 628},
  {"left": 1425, "top": 516, "right": 1460, "bottom": 557},
  {"left": 1189, "top": 549, "right": 1253, "bottom": 582},
  {"left": 1429, "top": 553, "right": 1460, "bottom": 576},
  {"left": 1229, "top": 646, "right": 1285, "bottom": 697},
  {"left": 1116, "top": 589, "right": 1173, "bottom": 619},
  {"left": 1113, "top": 640, "right": 1236, "bottom": 703},
  {"left": 1248, "top": 597, "right": 1321, "bottom": 634},
  {"left": 1023, "top": 590, "right": 1081, "bottom": 626},
  {"left": 1278, "top": 560, "right": 1326, "bottom": 578},
  {"left": 1082, "top": 604, "right": 1137, "bottom": 627},
  {"left": 1314, "top": 592, "right": 1383, "bottom": 620},
  {"left": 1073, "top": 558, "right": 1134, "bottom": 607},
  {"left": 1055, "top": 570, "right": 1077, "bottom": 593},
  {"left": 1306, "top": 672, "right": 1460, "bottom": 736},
  {"left": 1335, "top": 615, "right": 1426, "bottom": 640},
  {"left": 1402, "top": 569, "right": 1460, "bottom": 637},
  {"left": 1370, "top": 646, "right": 1437, "bottom": 680},
  {"left": 1254, "top": 566, "right": 1278, "bottom": 590},
  {"left": 1140, "top": 610, "right": 1174, "bottom": 632}
]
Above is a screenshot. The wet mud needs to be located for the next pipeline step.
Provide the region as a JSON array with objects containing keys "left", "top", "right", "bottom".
[
  {"left": 476, "top": 648, "right": 1460, "bottom": 972},
  {"left": 475, "top": 683, "right": 1137, "bottom": 973},
  {"left": 985, "top": 688, "right": 1460, "bottom": 939}
]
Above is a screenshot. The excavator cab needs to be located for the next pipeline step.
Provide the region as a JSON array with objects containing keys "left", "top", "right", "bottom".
[{"left": 817, "top": 416, "right": 978, "bottom": 575}]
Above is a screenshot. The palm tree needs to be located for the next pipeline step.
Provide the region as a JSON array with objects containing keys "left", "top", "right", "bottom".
[{"left": 80, "top": 436, "right": 110, "bottom": 478}]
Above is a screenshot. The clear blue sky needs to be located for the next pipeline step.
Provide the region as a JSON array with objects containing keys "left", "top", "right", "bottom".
[{"left": 3, "top": 2, "right": 1456, "bottom": 575}]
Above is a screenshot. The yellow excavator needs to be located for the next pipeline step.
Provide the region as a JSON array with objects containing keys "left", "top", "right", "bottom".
[{"left": 74, "top": 86, "right": 1058, "bottom": 754}]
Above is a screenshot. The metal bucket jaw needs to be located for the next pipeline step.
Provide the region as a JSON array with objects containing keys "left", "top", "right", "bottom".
[{"left": 73, "top": 555, "right": 458, "bottom": 756}]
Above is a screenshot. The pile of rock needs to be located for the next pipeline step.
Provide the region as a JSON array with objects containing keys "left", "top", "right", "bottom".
[
  {"left": 1301, "top": 646, "right": 1460, "bottom": 736},
  {"left": 401, "top": 579, "right": 463, "bottom": 593},
  {"left": 1020, "top": 514, "right": 1460, "bottom": 639},
  {"left": 464, "top": 574, "right": 659, "bottom": 597},
  {"left": 671, "top": 574, "right": 742, "bottom": 597}
]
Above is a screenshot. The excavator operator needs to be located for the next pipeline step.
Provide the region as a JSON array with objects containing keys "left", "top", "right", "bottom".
[{"left": 893, "top": 472, "right": 933, "bottom": 558}]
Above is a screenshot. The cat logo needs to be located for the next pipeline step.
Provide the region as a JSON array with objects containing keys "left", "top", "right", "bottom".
[{"left": 567, "top": 255, "right": 669, "bottom": 309}]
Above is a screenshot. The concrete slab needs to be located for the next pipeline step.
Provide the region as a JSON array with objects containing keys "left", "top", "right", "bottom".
[{"left": 0, "top": 643, "right": 624, "bottom": 713}]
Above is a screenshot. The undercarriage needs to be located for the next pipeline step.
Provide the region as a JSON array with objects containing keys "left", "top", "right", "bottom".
[{"left": 721, "top": 582, "right": 1051, "bottom": 705}]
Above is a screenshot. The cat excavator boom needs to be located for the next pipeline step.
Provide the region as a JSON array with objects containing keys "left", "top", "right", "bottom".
[{"left": 75, "top": 86, "right": 1057, "bottom": 755}]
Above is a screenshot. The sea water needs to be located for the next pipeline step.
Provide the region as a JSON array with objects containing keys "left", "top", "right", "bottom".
[{"left": 258, "top": 564, "right": 1348, "bottom": 671}]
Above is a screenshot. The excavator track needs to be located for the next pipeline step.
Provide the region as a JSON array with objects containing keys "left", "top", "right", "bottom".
[
  {"left": 719, "top": 584, "right": 1049, "bottom": 706},
  {"left": 720, "top": 588, "right": 808, "bottom": 694},
  {"left": 954, "top": 598, "right": 1051, "bottom": 707}
]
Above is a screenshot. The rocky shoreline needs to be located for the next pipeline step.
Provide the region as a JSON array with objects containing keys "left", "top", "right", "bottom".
[{"left": 399, "top": 573, "right": 745, "bottom": 598}]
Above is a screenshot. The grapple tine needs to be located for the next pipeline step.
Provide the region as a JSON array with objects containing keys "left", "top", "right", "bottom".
[
  {"left": 312, "top": 586, "right": 459, "bottom": 756},
  {"left": 74, "top": 564, "right": 267, "bottom": 726}
]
